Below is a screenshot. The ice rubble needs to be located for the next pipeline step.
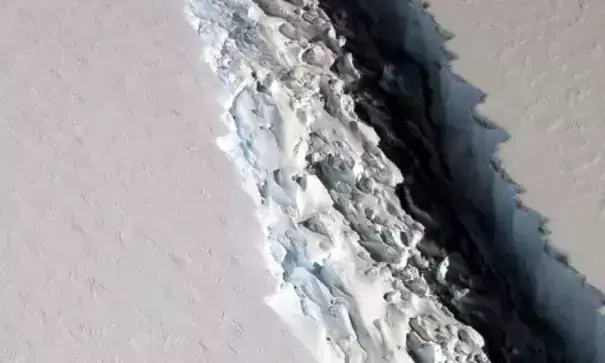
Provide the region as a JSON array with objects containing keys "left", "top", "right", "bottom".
[{"left": 184, "top": 0, "right": 491, "bottom": 361}]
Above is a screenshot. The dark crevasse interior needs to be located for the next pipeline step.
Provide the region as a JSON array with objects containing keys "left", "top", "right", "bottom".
[{"left": 316, "top": 0, "right": 595, "bottom": 361}]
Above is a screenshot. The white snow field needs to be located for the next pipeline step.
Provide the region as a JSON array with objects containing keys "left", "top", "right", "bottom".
[
  {"left": 2, "top": 0, "right": 603, "bottom": 361},
  {"left": 0, "top": 0, "right": 312, "bottom": 361},
  {"left": 428, "top": 0, "right": 605, "bottom": 295}
]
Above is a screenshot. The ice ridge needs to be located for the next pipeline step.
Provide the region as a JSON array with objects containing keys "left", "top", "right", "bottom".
[{"left": 185, "top": 0, "right": 490, "bottom": 361}]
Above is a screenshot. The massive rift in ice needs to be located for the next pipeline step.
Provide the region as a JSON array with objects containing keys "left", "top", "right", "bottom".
[{"left": 184, "top": 0, "right": 566, "bottom": 362}]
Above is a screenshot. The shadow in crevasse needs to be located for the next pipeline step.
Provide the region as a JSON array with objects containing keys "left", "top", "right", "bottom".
[{"left": 317, "top": 0, "right": 605, "bottom": 362}]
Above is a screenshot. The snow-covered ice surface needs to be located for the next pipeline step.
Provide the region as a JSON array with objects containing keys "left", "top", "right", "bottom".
[
  {"left": 185, "top": 0, "right": 572, "bottom": 361},
  {"left": 1, "top": 0, "right": 596, "bottom": 361},
  {"left": 425, "top": 0, "right": 605, "bottom": 293},
  {"left": 0, "top": 0, "right": 313, "bottom": 361}
]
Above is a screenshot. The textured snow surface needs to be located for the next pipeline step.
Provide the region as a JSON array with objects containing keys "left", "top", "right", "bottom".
[
  {"left": 427, "top": 0, "right": 605, "bottom": 292},
  {"left": 0, "top": 0, "right": 312, "bottom": 361},
  {"left": 185, "top": 0, "right": 492, "bottom": 362}
]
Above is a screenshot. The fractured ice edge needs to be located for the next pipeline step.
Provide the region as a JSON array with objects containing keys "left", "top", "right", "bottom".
[{"left": 183, "top": 0, "right": 559, "bottom": 362}]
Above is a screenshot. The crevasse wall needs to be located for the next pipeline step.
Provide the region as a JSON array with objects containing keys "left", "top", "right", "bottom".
[{"left": 348, "top": 0, "right": 605, "bottom": 361}]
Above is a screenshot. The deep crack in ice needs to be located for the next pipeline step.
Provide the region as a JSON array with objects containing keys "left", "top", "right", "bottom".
[{"left": 184, "top": 0, "right": 565, "bottom": 361}]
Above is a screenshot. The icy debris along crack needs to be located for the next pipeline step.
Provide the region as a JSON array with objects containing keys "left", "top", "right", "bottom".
[{"left": 185, "top": 0, "right": 489, "bottom": 362}]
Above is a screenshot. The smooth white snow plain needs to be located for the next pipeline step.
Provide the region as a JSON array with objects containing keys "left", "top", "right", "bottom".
[
  {"left": 0, "top": 0, "right": 313, "bottom": 361},
  {"left": 429, "top": 0, "right": 605, "bottom": 294}
]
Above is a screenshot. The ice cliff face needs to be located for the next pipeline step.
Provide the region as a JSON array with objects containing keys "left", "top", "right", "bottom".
[
  {"left": 323, "top": 0, "right": 605, "bottom": 362},
  {"left": 181, "top": 0, "right": 599, "bottom": 361},
  {"left": 184, "top": 0, "right": 491, "bottom": 362}
]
